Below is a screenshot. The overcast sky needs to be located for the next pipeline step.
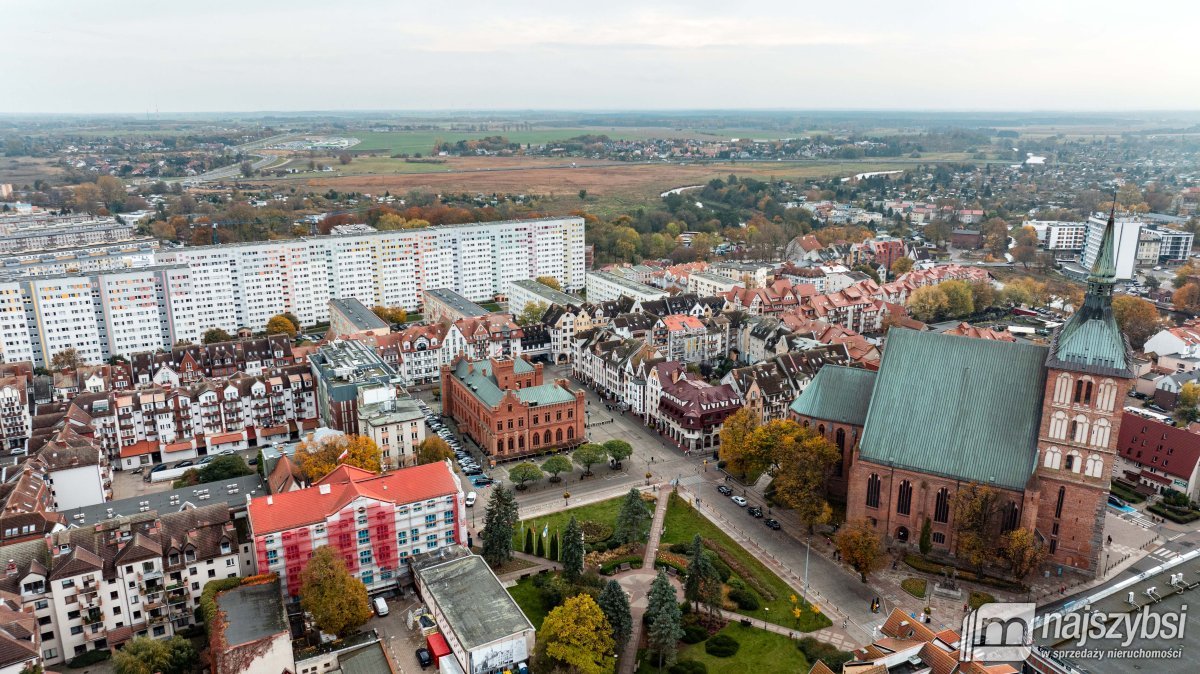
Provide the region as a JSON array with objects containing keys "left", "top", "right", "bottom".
[{"left": 3, "top": 0, "right": 1195, "bottom": 114}]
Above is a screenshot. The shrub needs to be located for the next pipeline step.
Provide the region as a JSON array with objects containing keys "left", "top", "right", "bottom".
[
  {"left": 607, "top": 539, "right": 622, "bottom": 551},
  {"left": 669, "top": 660, "right": 709, "bottom": 674},
  {"left": 598, "top": 555, "right": 643, "bottom": 576},
  {"left": 728, "top": 588, "right": 759, "bottom": 611},
  {"left": 199, "top": 576, "right": 244, "bottom": 635},
  {"left": 682, "top": 624, "right": 709, "bottom": 644},
  {"left": 66, "top": 649, "right": 111, "bottom": 668},
  {"left": 705, "top": 550, "right": 732, "bottom": 582},
  {"left": 702, "top": 538, "right": 775, "bottom": 601},
  {"left": 901, "top": 577, "right": 927, "bottom": 599},
  {"left": 798, "top": 637, "right": 853, "bottom": 670},
  {"left": 902, "top": 553, "right": 1026, "bottom": 592},
  {"left": 1148, "top": 503, "right": 1200, "bottom": 523},
  {"left": 580, "top": 521, "right": 614, "bottom": 543},
  {"left": 705, "top": 633, "right": 740, "bottom": 657},
  {"left": 969, "top": 591, "right": 996, "bottom": 610},
  {"left": 669, "top": 542, "right": 690, "bottom": 554}
]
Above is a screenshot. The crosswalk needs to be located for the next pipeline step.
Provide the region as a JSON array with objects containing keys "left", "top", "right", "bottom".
[{"left": 1148, "top": 546, "right": 1181, "bottom": 563}]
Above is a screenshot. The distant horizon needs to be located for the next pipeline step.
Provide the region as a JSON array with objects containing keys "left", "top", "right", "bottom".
[{"left": 3, "top": 0, "right": 1194, "bottom": 114}]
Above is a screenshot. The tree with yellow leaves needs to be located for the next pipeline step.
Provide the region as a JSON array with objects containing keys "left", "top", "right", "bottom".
[
  {"left": 535, "top": 276, "right": 563, "bottom": 291},
  {"left": 907, "top": 285, "right": 949, "bottom": 322},
  {"left": 717, "top": 407, "right": 761, "bottom": 480},
  {"left": 295, "top": 435, "right": 382, "bottom": 482},
  {"left": 537, "top": 594, "right": 615, "bottom": 674},
  {"left": 768, "top": 423, "right": 840, "bottom": 533},
  {"left": 266, "top": 314, "right": 297, "bottom": 338}
]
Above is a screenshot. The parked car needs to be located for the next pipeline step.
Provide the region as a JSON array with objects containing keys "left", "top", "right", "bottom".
[
  {"left": 464, "top": 467, "right": 483, "bottom": 476},
  {"left": 716, "top": 485, "right": 733, "bottom": 496},
  {"left": 373, "top": 597, "right": 389, "bottom": 616},
  {"left": 731, "top": 495, "right": 748, "bottom": 507},
  {"left": 465, "top": 492, "right": 477, "bottom": 507},
  {"left": 198, "top": 456, "right": 216, "bottom": 465},
  {"left": 473, "top": 477, "right": 495, "bottom": 487},
  {"left": 747, "top": 506, "right": 764, "bottom": 518},
  {"left": 175, "top": 460, "right": 194, "bottom": 468},
  {"left": 764, "top": 518, "right": 781, "bottom": 530},
  {"left": 415, "top": 648, "right": 433, "bottom": 669}
]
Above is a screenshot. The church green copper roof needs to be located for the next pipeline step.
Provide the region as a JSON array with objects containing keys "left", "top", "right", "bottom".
[
  {"left": 1047, "top": 209, "right": 1133, "bottom": 377},
  {"left": 857, "top": 329, "right": 1048, "bottom": 490},
  {"left": 789, "top": 365, "right": 876, "bottom": 426}
]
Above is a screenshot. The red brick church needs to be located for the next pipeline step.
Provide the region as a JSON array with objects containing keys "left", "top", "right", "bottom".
[{"left": 791, "top": 212, "right": 1132, "bottom": 575}]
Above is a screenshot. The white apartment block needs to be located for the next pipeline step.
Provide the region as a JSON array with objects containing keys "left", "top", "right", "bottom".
[
  {"left": 1027, "top": 221, "right": 1088, "bottom": 254},
  {"left": 506, "top": 279, "right": 583, "bottom": 318},
  {"left": 1081, "top": 215, "right": 1143, "bottom": 280},
  {"left": 586, "top": 271, "right": 669, "bottom": 304},
  {"left": 0, "top": 218, "right": 584, "bottom": 368},
  {"left": 0, "top": 266, "right": 200, "bottom": 368},
  {"left": 356, "top": 385, "right": 426, "bottom": 470},
  {"left": 686, "top": 271, "right": 743, "bottom": 297}
]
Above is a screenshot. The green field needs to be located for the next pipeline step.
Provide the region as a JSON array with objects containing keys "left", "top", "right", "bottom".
[
  {"left": 661, "top": 493, "right": 829, "bottom": 631},
  {"left": 507, "top": 576, "right": 549, "bottom": 629},
  {"left": 515, "top": 495, "right": 626, "bottom": 550},
  {"left": 637, "top": 623, "right": 809, "bottom": 674}
]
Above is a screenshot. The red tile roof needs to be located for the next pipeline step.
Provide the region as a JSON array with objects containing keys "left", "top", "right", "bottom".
[
  {"left": 1117, "top": 417, "right": 1200, "bottom": 480},
  {"left": 119, "top": 440, "right": 157, "bottom": 458},
  {"left": 248, "top": 461, "right": 459, "bottom": 535}
]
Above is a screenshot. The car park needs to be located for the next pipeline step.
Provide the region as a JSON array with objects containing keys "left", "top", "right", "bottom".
[
  {"left": 731, "top": 495, "right": 748, "bottom": 507},
  {"left": 716, "top": 485, "right": 733, "bottom": 496},
  {"left": 747, "top": 506, "right": 763, "bottom": 518},
  {"left": 764, "top": 518, "right": 781, "bottom": 530}
]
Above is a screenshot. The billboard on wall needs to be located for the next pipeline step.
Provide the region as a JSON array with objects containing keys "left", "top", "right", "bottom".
[{"left": 470, "top": 636, "right": 528, "bottom": 674}]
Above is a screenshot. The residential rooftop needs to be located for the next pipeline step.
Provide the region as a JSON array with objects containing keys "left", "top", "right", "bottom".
[
  {"left": 424, "top": 288, "right": 490, "bottom": 317},
  {"left": 217, "top": 580, "right": 289, "bottom": 647},
  {"left": 414, "top": 551, "right": 533, "bottom": 651},
  {"left": 330, "top": 297, "right": 390, "bottom": 332},
  {"left": 508, "top": 279, "right": 583, "bottom": 307},
  {"left": 58, "top": 474, "right": 264, "bottom": 526}
]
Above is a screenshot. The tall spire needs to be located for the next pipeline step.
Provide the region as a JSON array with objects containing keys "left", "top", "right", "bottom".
[{"left": 1087, "top": 198, "right": 1118, "bottom": 284}]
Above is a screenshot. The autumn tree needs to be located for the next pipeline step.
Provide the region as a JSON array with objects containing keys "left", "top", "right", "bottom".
[
  {"left": 50, "top": 348, "right": 81, "bottom": 372},
  {"left": 372, "top": 305, "right": 408, "bottom": 324},
  {"left": 509, "top": 461, "right": 545, "bottom": 490},
  {"left": 889, "top": 257, "right": 914, "bottom": 277},
  {"left": 907, "top": 285, "right": 949, "bottom": 321},
  {"left": 573, "top": 443, "right": 608, "bottom": 476},
  {"left": 604, "top": 439, "right": 633, "bottom": 466},
  {"left": 535, "top": 275, "right": 563, "bottom": 291},
  {"left": 612, "top": 488, "right": 650, "bottom": 545},
  {"left": 1111, "top": 295, "right": 1161, "bottom": 349},
  {"left": 295, "top": 434, "right": 382, "bottom": 481},
  {"left": 598, "top": 579, "right": 633, "bottom": 654},
  {"left": 969, "top": 281, "right": 997, "bottom": 312},
  {"left": 718, "top": 407, "right": 761, "bottom": 480},
  {"left": 769, "top": 423, "right": 840, "bottom": 532},
  {"left": 940, "top": 280, "right": 975, "bottom": 318},
  {"left": 415, "top": 436, "right": 455, "bottom": 465},
  {"left": 981, "top": 217, "right": 1010, "bottom": 255},
  {"left": 202, "top": 328, "right": 233, "bottom": 344},
  {"left": 1001, "top": 528, "right": 1047, "bottom": 580},
  {"left": 1002, "top": 277, "right": 1049, "bottom": 307},
  {"left": 266, "top": 314, "right": 297, "bottom": 338},
  {"left": 515, "top": 301, "right": 549, "bottom": 326},
  {"left": 72, "top": 182, "right": 102, "bottom": 214},
  {"left": 113, "top": 636, "right": 195, "bottom": 674},
  {"left": 97, "top": 175, "right": 126, "bottom": 208},
  {"left": 925, "top": 219, "right": 953, "bottom": 247},
  {"left": 542, "top": 454, "right": 572, "bottom": 482},
  {"left": 1011, "top": 225, "right": 1040, "bottom": 268},
  {"left": 481, "top": 486, "right": 519, "bottom": 567},
  {"left": 1173, "top": 283, "right": 1200, "bottom": 311},
  {"left": 1174, "top": 382, "right": 1200, "bottom": 425},
  {"left": 562, "top": 516, "right": 585, "bottom": 582},
  {"left": 835, "top": 519, "right": 885, "bottom": 582},
  {"left": 951, "top": 482, "right": 1002, "bottom": 577},
  {"left": 338, "top": 153, "right": 352, "bottom": 165},
  {"left": 537, "top": 594, "right": 615, "bottom": 674},
  {"left": 300, "top": 546, "right": 372, "bottom": 637}
]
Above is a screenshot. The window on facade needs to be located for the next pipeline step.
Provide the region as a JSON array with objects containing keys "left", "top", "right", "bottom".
[
  {"left": 1001, "top": 502, "right": 1020, "bottom": 532},
  {"left": 934, "top": 488, "right": 950, "bottom": 523},
  {"left": 1055, "top": 486, "right": 1066, "bottom": 519},
  {"left": 865, "top": 474, "right": 881, "bottom": 508},
  {"left": 896, "top": 480, "right": 912, "bottom": 516},
  {"left": 1065, "top": 454, "right": 1075, "bottom": 472},
  {"left": 932, "top": 532, "right": 945, "bottom": 545}
]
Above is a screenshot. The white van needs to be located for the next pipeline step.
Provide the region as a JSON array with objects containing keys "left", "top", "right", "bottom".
[
  {"left": 373, "top": 597, "right": 389, "bottom": 617},
  {"left": 465, "top": 492, "right": 477, "bottom": 507}
]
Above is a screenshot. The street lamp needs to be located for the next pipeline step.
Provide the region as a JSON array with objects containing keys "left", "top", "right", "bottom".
[{"left": 563, "top": 491, "right": 571, "bottom": 507}]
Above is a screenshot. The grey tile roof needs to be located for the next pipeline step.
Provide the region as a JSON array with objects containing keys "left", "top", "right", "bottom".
[
  {"left": 415, "top": 553, "right": 532, "bottom": 651},
  {"left": 858, "top": 329, "right": 1048, "bottom": 490}
]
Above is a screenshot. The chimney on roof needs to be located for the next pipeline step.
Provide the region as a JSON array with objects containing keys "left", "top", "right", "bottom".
[
  {"left": 267, "top": 496, "right": 273, "bottom": 506},
  {"left": 4, "top": 560, "right": 15, "bottom": 577}
]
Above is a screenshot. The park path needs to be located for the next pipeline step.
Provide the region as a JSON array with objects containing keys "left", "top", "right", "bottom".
[{"left": 617, "top": 487, "right": 671, "bottom": 674}]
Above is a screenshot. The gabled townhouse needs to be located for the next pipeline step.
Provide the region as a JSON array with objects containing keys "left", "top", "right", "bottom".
[
  {"left": 721, "top": 346, "right": 852, "bottom": 424},
  {"left": 0, "top": 363, "right": 32, "bottom": 453},
  {"left": 443, "top": 315, "right": 523, "bottom": 364},
  {"left": 649, "top": 362, "right": 742, "bottom": 454},
  {"left": 0, "top": 503, "right": 245, "bottom": 666},
  {"left": 132, "top": 335, "right": 296, "bottom": 387}
]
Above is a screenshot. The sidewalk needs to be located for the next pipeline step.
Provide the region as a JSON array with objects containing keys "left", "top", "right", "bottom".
[{"left": 618, "top": 489, "right": 671, "bottom": 674}]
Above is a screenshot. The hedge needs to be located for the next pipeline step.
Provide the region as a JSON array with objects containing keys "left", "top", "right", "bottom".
[
  {"left": 66, "top": 649, "right": 111, "bottom": 668},
  {"left": 669, "top": 661, "right": 709, "bottom": 674},
  {"left": 903, "top": 554, "right": 1026, "bottom": 592},
  {"left": 682, "top": 624, "right": 709, "bottom": 644},
  {"left": 797, "top": 637, "right": 853, "bottom": 670},
  {"left": 1147, "top": 503, "right": 1200, "bottom": 523},
  {"left": 599, "top": 556, "right": 644, "bottom": 575},
  {"left": 969, "top": 591, "right": 996, "bottom": 610}
]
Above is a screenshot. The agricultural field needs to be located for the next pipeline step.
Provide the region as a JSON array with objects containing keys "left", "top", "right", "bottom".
[
  {"left": 0, "top": 156, "right": 62, "bottom": 186},
  {"left": 284, "top": 156, "right": 928, "bottom": 216},
  {"left": 346, "top": 126, "right": 794, "bottom": 153}
]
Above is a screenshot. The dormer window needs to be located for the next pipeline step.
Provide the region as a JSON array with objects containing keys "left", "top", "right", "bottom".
[{"left": 220, "top": 540, "right": 231, "bottom": 555}]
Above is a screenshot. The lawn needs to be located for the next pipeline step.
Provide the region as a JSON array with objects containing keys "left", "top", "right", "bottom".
[
  {"left": 661, "top": 493, "right": 830, "bottom": 631},
  {"left": 507, "top": 576, "right": 549, "bottom": 629},
  {"left": 515, "top": 495, "right": 627, "bottom": 549},
  {"left": 636, "top": 623, "right": 809, "bottom": 674}
]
